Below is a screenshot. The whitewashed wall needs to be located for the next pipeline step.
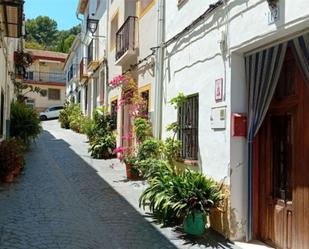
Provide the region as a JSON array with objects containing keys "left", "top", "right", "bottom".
[{"left": 163, "top": 0, "right": 309, "bottom": 241}]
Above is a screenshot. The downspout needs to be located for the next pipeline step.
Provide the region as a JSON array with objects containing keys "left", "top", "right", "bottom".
[
  {"left": 104, "top": 0, "right": 109, "bottom": 108},
  {"left": 153, "top": 0, "right": 165, "bottom": 139}
]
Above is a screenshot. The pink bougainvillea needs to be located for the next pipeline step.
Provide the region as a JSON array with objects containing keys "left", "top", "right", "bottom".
[{"left": 109, "top": 75, "right": 129, "bottom": 88}]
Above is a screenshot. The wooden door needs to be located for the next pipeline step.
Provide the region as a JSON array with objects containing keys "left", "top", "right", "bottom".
[{"left": 256, "top": 49, "right": 309, "bottom": 249}]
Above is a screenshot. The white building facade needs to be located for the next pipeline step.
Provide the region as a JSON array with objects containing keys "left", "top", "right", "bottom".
[{"left": 162, "top": 0, "right": 309, "bottom": 247}]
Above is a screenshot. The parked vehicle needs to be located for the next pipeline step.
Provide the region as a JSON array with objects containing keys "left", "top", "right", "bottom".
[{"left": 40, "top": 105, "right": 64, "bottom": 120}]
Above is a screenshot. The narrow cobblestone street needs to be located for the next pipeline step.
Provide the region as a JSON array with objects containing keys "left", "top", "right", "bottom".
[{"left": 0, "top": 120, "right": 238, "bottom": 249}]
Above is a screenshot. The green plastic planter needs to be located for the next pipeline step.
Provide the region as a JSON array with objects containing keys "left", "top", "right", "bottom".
[{"left": 183, "top": 211, "right": 206, "bottom": 236}]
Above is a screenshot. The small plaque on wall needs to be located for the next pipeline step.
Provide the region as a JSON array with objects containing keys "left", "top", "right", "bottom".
[{"left": 215, "top": 78, "right": 224, "bottom": 102}]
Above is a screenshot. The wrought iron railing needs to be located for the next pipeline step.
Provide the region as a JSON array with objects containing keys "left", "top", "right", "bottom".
[
  {"left": 116, "top": 16, "right": 137, "bottom": 61},
  {"left": 24, "top": 71, "right": 66, "bottom": 83}
]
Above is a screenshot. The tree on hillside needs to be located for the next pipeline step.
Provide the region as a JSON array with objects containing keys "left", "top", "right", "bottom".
[
  {"left": 25, "top": 16, "right": 81, "bottom": 53},
  {"left": 25, "top": 16, "right": 58, "bottom": 49}
]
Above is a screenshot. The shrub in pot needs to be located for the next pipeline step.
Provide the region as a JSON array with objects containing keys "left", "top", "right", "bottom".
[
  {"left": 139, "top": 169, "right": 223, "bottom": 234},
  {"left": 0, "top": 138, "right": 25, "bottom": 182},
  {"left": 10, "top": 101, "right": 41, "bottom": 147}
]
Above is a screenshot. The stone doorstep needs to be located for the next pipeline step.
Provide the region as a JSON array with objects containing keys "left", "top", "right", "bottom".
[{"left": 235, "top": 240, "right": 275, "bottom": 249}]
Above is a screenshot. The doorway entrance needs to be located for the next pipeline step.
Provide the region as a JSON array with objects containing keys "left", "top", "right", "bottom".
[{"left": 254, "top": 49, "right": 309, "bottom": 249}]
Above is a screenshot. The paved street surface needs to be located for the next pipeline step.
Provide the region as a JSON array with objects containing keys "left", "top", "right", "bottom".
[{"left": 0, "top": 120, "right": 239, "bottom": 249}]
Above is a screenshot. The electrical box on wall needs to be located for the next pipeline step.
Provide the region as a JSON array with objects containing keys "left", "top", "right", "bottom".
[
  {"left": 210, "top": 106, "right": 226, "bottom": 129},
  {"left": 232, "top": 113, "right": 247, "bottom": 137}
]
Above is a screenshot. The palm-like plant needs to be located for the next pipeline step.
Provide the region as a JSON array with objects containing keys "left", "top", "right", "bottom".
[{"left": 139, "top": 169, "right": 223, "bottom": 225}]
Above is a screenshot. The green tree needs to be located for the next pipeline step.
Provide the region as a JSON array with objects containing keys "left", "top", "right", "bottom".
[
  {"left": 25, "top": 16, "right": 58, "bottom": 49},
  {"left": 25, "top": 16, "right": 81, "bottom": 53}
]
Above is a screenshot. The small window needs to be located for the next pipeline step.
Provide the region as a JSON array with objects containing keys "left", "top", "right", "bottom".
[
  {"left": 110, "top": 99, "right": 118, "bottom": 130},
  {"left": 178, "top": 94, "right": 199, "bottom": 160},
  {"left": 110, "top": 12, "right": 118, "bottom": 50},
  {"left": 48, "top": 89, "right": 60, "bottom": 100}
]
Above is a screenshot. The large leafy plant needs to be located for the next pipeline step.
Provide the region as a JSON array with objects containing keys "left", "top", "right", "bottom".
[
  {"left": 88, "top": 133, "right": 116, "bottom": 159},
  {"left": 139, "top": 169, "right": 223, "bottom": 225},
  {"left": 10, "top": 101, "right": 41, "bottom": 147},
  {"left": 133, "top": 117, "right": 152, "bottom": 142}
]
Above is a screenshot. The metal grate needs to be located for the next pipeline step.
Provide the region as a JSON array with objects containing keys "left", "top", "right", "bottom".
[{"left": 178, "top": 94, "right": 199, "bottom": 160}]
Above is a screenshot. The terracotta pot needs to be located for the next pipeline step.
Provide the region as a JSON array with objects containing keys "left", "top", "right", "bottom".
[
  {"left": 125, "top": 163, "right": 139, "bottom": 180},
  {"left": 3, "top": 173, "right": 14, "bottom": 183}
]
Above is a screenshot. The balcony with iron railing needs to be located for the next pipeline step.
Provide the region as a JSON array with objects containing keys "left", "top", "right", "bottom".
[
  {"left": 115, "top": 16, "right": 138, "bottom": 66},
  {"left": 24, "top": 71, "right": 66, "bottom": 84},
  {"left": 87, "top": 39, "right": 100, "bottom": 72}
]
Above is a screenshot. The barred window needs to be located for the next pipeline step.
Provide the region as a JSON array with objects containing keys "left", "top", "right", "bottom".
[
  {"left": 48, "top": 89, "right": 60, "bottom": 100},
  {"left": 178, "top": 94, "right": 199, "bottom": 160}
]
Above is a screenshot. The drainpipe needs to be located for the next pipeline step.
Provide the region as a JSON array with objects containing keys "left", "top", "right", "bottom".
[
  {"left": 104, "top": 0, "right": 109, "bottom": 108},
  {"left": 153, "top": 0, "right": 165, "bottom": 139}
]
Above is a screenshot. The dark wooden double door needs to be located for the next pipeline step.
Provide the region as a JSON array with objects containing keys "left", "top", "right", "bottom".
[{"left": 254, "top": 50, "right": 309, "bottom": 249}]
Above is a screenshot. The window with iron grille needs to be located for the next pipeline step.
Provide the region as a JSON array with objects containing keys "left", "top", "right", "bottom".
[{"left": 178, "top": 94, "right": 199, "bottom": 160}]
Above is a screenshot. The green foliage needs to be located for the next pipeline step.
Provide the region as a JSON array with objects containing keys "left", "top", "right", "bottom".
[
  {"left": 92, "top": 107, "right": 114, "bottom": 137},
  {"left": 58, "top": 103, "right": 82, "bottom": 130},
  {"left": 25, "top": 16, "right": 58, "bottom": 49},
  {"left": 139, "top": 169, "right": 223, "bottom": 225},
  {"left": 89, "top": 134, "right": 116, "bottom": 159},
  {"left": 134, "top": 159, "right": 171, "bottom": 179},
  {"left": 166, "top": 122, "right": 179, "bottom": 133},
  {"left": 10, "top": 102, "right": 41, "bottom": 147},
  {"left": 0, "top": 138, "right": 25, "bottom": 177},
  {"left": 87, "top": 107, "right": 117, "bottom": 159},
  {"left": 133, "top": 117, "right": 152, "bottom": 142},
  {"left": 169, "top": 92, "right": 187, "bottom": 109},
  {"left": 162, "top": 137, "right": 181, "bottom": 162},
  {"left": 137, "top": 138, "right": 162, "bottom": 160},
  {"left": 25, "top": 16, "right": 81, "bottom": 53},
  {"left": 80, "top": 116, "right": 95, "bottom": 139}
]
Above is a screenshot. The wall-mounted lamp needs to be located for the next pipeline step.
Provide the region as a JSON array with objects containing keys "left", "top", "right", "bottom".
[{"left": 87, "top": 17, "right": 99, "bottom": 35}]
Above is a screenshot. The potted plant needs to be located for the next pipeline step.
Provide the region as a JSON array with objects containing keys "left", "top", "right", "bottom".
[
  {"left": 124, "top": 157, "right": 140, "bottom": 180},
  {"left": 139, "top": 169, "right": 223, "bottom": 235},
  {"left": 0, "top": 138, "right": 25, "bottom": 183}
]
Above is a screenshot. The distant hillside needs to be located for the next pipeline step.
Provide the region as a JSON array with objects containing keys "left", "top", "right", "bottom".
[{"left": 25, "top": 16, "right": 80, "bottom": 53}]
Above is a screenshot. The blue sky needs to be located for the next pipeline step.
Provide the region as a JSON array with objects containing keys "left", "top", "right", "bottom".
[{"left": 24, "top": 0, "right": 80, "bottom": 30}]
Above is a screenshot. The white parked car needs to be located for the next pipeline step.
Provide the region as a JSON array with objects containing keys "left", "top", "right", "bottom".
[{"left": 40, "top": 105, "right": 64, "bottom": 120}]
